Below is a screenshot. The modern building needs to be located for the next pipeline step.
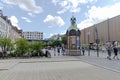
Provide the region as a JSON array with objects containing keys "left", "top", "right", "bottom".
[
  {"left": 80, "top": 15, "right": 120, "bottom": 44},
  {"left": 22, "top": 31, "right": 43, "bottom": 41},
  {"left": 0, "top": 10, "right": 22, "bottom": 43}
]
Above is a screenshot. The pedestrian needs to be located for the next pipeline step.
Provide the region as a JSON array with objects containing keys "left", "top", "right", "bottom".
[
  {"left": 105, "top": 42, "right": 112, "bottom": 60},
  {"left": 62, "top": 47, "right": 65, "bottom": 56},
  {"left": 82, "top": 46, "right": 85, "bottom": 56},
  {"left": 45, "top": 49, "right": 48, "bottom": 57},
  {"left": 54, "top": 47, "right": 56, "bottom": 56},
  {"left": 102, "top": 44, "right": 106, "bottom": 52},
  {"left": 113, "top": 41, "right": 119, "bottom": 60},
  {"left": 57, "top": 47, "right": 60, "bottom": 56}
]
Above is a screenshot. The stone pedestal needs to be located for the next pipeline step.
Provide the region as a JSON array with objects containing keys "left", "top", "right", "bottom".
[{"left": 66, "top": 49, "right": 81, "bottom": 56}]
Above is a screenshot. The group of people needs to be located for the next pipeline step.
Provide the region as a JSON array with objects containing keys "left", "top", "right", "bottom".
[
  {"left": 44, "top": 42, "right": 120, "bottom": 59},
  {"left": 106, "top": 41, "right": 119, "bottom": 60},
  {"left": 54, "top": 47, "right": 66, "bottom": 56},
  {"left": 81, "top": 41, "right": 120, "bottom": 60}
]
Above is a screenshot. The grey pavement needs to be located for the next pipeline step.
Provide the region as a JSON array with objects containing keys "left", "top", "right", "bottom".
[
  {"left": 77, "top": 50, "right": 120, "bottom": 73},
  {"left": 0, "top": 50, "right": 120, "bottom": 80}
]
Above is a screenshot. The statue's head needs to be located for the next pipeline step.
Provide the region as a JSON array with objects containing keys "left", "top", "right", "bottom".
[{"left": 71, "top": 16, "right": 76, "bottom": 25}]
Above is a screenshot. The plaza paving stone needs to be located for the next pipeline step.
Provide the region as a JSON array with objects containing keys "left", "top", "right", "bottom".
[
  {"left": 0, "top": 50, "right": 120, "bottom": 80},
  {"left": 0, "top": 56, "right": 120, "bottom": 80},
  {"left": 77, "top": 50, "right": 120, "bottom": 73}
]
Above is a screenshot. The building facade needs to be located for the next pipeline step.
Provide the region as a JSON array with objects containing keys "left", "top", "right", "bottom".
[
  {"left": 9, "top": 26, "right": 22, "bottom": 43},
  {"left": 80, "top": 15, "right": 120, "bottom": 44},
  {"left": 0, "top": 10, "right": 22, "bottom": 43},
  {"left": 22, "top": 32, "right": 43, "bottom": 41}
]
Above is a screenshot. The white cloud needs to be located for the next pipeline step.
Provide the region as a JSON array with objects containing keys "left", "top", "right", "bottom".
[
  {"left": 52, "top": 0, "right": 97, "bottom": 14},
  {"left": 43, "top": 15, "right": 65, "bottom": 27},
  {"left": 0, "top": 3, "right": 3, "bottom": 9},
  {"left": 21, "top": 17, "right": 32, "bottom": 23},
  {"left": 48, "top": 31, "right": 66, "bottom": 39},
  {"left": 27, "top": 12, "right": 35, "bottom": 17},
  {"left": 2, "top": 0, "right": 43, "bottom": 14},
  {"left": 78, "top": 19, "right": 94, "bottom": 30},
  {"left": 87, "top": 2, "right": 120, "bottom": 20},
  {"left": 0, "top": 6, "right": 3, "bottom": 9},
  {"left": 78, "top": 2, "right": 120, "bottom": 30},
  {"left": 9, "top": 16, "right": 21, "bottom": 29},
  {"left": 60, "top": 30, "right": 66, "bottom": 35},
  {"left": 47, "top": 33, "right": 56, "bottom": 38},
  {"left": 50, "top": 33, "right": 54, "bottom": 37},
  {"left": 57, "top": 8, "right": 67, "bottom": 14}
]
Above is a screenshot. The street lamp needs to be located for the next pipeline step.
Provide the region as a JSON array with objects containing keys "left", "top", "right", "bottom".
[
  {"left": 70, "top": 37, "right": 72, "bottom": 49},
  {"left": 87, "top": 32, "right": 90, "bottom": 56},
  {"left": 107, "top": 19, "right": 110, "bottom": 41},
  {"left": 94, "top": 25, "right": 99, "bottom": 57}
]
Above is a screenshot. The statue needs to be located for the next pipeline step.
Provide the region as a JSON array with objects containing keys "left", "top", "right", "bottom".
[{"left": 71, "top": 16, "right": 76, "bottom": 25}]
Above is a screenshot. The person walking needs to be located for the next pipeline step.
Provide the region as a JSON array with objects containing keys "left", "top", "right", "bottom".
[
  {"left": 105, "top": 42, "right": 112, "bottom": 60},
  {"left": 62, "top": 47, "right": 65, "bottom": 56},
  {"left": 54, "top": 47, "right": 56, "bottom": 56},
  {"left": 57, "top": 47, "right": 60, "bottom": 56},
  {"left": 82, "top": 46, "right": 85, "bottom": 56},
  {"left": 113, "top": 41, "right": 119, "bottom": 60}
]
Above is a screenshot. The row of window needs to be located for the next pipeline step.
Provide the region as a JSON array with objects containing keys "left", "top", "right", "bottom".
[
  {"left": 23, "top": 32, "right": 43, "bottom": 35},
  {"left": 24, "top": 35, "right": 43, "bottom": 37},
  {"left": 0, "top": 20, "right": 11, "bottom": 31},
  {"left": 24, "top": 36, "right": 43, "bottom": 38},
  {"left": 24, "top": 36, "right": 43, "bottom": 39},
  {"left": 25, "top": 37, "right": 43, "bottom": 40},
  {"left": 0, "top": 31, "right": 7, "bottom": 37},
  {"left": 23, "top": 34, "right": 42, "bottom": 36}
]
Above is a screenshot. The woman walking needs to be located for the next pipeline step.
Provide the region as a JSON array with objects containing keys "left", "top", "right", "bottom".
[
  {"left": 82, "top": 46, "right": 85, "bottom": 56},
  {"left": 105, "top": 42, "right": 112, "bottom": 60},
  {"left": 113, "top": 41, "right": 119, "bottom": 60}
]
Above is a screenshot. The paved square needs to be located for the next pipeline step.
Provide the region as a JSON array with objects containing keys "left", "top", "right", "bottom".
[{"left": 0, "top": 57, "right": 120, "bottom": 80}]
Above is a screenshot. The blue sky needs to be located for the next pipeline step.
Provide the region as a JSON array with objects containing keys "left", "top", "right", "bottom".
[{"left": 0, "top": 0, "right": 120, "bottom": 39}]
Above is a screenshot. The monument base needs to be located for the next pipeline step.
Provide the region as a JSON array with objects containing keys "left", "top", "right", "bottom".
[{"left": 66, "top": 49, "right": 81, "bottom": 56}]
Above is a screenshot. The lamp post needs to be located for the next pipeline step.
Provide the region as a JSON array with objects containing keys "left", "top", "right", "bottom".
[
  {"left": 87, "top": 32, "right": 90, "bottom": 56},
  {"left": 70, "top": 37, "right": 72, "bottom": 49},
  {"left": 84, "top": 27, "right": 85, "bottom": 45},
  {"left": 95, "top": 25, "right": 99, "bottom": 57},
  {"left": 107, "top": 19, "right": 110, "bottom": 41},
  {"left": 96, "top": 39, "right": 99, "bottom": 57}
]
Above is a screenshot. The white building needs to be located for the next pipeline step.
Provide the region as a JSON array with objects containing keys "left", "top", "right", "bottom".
[
  {"left": 22, "top": 32, "right": 43, "bottom": 41},
  {"left": 0, "top": 16, "right": 11, "bottom": 38},
  {"left": 0, "top": 10, "right": 21, "bottom": 43}
]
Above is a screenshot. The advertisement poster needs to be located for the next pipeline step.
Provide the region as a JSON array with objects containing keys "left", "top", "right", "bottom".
[{"left": 76, "top": 36, "right": 80, "bottom": 48}]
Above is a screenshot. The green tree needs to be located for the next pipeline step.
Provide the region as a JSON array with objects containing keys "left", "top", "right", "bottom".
[
  {"left": 61, "top": 36, "right": 67, "bottom": 45},
  {"left": 15, "top": 38, "right": 29, "bottom": 57},
  {"left": 0, "top": 37, "right": 12, "bottom": 56},
  {"left": 52, "top": 40, "right": 62, "bottom": 47},
  {"left": 30, "top": 42, "right": 43, "bottom": 56}
]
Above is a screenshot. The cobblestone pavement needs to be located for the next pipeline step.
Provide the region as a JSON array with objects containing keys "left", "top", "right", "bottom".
[
  {"left": 0, "top": 56, "right": 120, "bottom": 80},
  {"left": 0, "top": 50, "right": 120, "bottom": 80},
  {"left": 0, "top": 59, "right": 19, "bottom": 70},
  {"left": 76, "top": 50, "right": 120, "bottom": 73}
]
